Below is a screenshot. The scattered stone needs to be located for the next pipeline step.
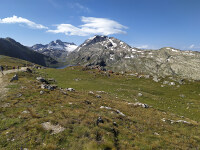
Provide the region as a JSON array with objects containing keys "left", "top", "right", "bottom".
[
  {"left": 113, "top": 122, "right": 118, "bottom": 127},
  {"left": 161, "top": 85, "right": 165, "bottom": 87},
  {"left": 178, "top": 79, "right": 184, "bottom": 85},
  {"left": 84, "top": 100, "right": 91, "bottom": 105},
  {"left": 169, "top": 82, "right": 175, "bottom": 86},
  {"left": 36, "top": 77, "right": 49, "bottom": 84},
  {"left": 1, "top": 103, "right": 10, "bottom": 108},
  {"left": 10, "top": 74, "right": 18, "bottom": 82},
  {"left": 100, "top": 106, "right": 125, "bottom": 116},
  {"left": 161, "top": 118, "right": 191, "bottom": 124},
  {"left": 96, "top": 91, "right": 106, "bottom": 94},
  {"left": 163, "top": 81, "right": 169, "bottom": 85},
  {"left": 68, "top": 102, "right": 73, "bottom": 105},
  {"left": 62, "top": 91, "right": 67, "bottom": 95},
  {"left": 22, "top": 110, "right": 29, "bottom": 114},
  {"left": 40, "top": 91, "right": 44, "bottom": 95},
  {"left": 179, "top": 94, "right": 185, "bottom": 98},
  {"left": 100, "top": 106, "right": 112, "bottom": 110},
  {"left": 41, "top": 122, "right": 65, "bottom": 134},
  {"left": 153, "top": 76, "right": 159, "bottom": 82},
  {"left": 128, "top": 102, "right": 149, "bottom": 108},
  {"left": 144, "top": 75, "right": 150, "bottom": 79},
  {"left": 96, "top": 95, "right": 101, "bottom": 98},
  {"left": 96, "top": 117, "right": 104, "bottom": 126},
  {"left": 16, "top": 93, "right": 22, "bottom": 98},
  {"left": 74, "top": 78, "right": 81, "bottom": 81},
  {"left": 48, "top": 110, "right": 53, "bottom": 114},
  {"left": 26, "top": 68, "right": 32, "bottom": 73},
  {"left": 66, "top": 88, "right": 75, "bottom": 92},
  {"left": 41, "top": 84, "right": 57, "bottom": 90},
  {"left": 115, "top": 109, "right": 126, "bottom": 116},
  {"left": 138, "top": 93, "right": 143, "bottom": 97},
  {"left": 154, "top": 132, "right": 159, "bottom": 136},
  {"left": 88, "top": 91, "right": 94, "bottom": 95},
  {"left": 48, "top": 78, "right": 56, "bottom": 82}
]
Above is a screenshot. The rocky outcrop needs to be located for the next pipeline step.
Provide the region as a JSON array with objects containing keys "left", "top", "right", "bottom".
[{"left": 67, "top": 35, "right": 200, "bottom": 80}]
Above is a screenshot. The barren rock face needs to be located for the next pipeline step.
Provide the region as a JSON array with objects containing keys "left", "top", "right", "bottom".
[{"left": 67, "top": 36, "right": 200, "bottom": 80}]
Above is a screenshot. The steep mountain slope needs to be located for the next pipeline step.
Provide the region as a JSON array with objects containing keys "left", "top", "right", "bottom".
[
  {"left": 67, "top": 35, "right": 200, "bottom": 80},
  {"left": 0, "top": 37, "right": 58, "bottom": 67},
  {"left": 31, "top": 40, "right": 77, "bottom": 62}
]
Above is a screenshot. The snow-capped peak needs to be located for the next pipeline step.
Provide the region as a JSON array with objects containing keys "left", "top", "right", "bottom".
[{"left": 32, "top": 40, "right": 77, "bottom": 52}]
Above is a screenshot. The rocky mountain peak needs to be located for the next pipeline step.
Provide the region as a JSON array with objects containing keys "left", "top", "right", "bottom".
[
  {"left": 31, "top": 40, "right": 78, "bottom": 62},
  {"left": 76, "top": 35, "right": 132, "bottom": 52}
]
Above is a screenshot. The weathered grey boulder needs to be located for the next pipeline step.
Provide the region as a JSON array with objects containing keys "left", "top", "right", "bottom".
[
  {"left": 128, "top": 102, "right": 149, "bottom": 108},
  {"left": 10, "top": 74, "right": 18, "bottom": 82},
  {"left": 26, "top": 68, "right": 32, "bottom": 73},
  {"left": 36, "top": 77, "right": 49, "bottom": 84},
  {"left": 41, "top": 84, "right": 57, "bottom": 90},
  {"left": 66, "top": 88, "right": 75, "bottom": 92}
]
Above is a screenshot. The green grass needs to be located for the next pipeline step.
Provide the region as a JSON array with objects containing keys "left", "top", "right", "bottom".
[
  {"left": 0, "top": 55, "right": 33, "bottom": 69},
  {"left": 39, "top": 66, "right": 200, "bottom": 122},
  {"left": 0, "top": 66, "right": 199, "bottom": 149}
]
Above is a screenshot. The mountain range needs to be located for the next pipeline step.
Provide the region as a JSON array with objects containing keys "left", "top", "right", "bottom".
[
  {"left": 31, "top": 40, "right": 77, "bottom": 62},
  {"left": 1, "top": 36, "right": 200, "bottom": 80}
]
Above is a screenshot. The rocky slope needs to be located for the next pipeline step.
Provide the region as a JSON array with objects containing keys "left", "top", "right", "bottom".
[
  {"left": 0, "top": 37, "right": 58, "bottom": 67},
  {"left": 31, "top": 40, "right": 77, "bottom": 62},
  {"left": 67, "top": 35, "right": 200, "bottom": 80}
]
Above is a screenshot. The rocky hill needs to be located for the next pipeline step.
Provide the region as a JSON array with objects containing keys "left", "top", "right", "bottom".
[
  {"left": 67, "top": 35, "right": 200, "bottom": 80},
  {"left": 31, "top": 40, "right": 77, "bottom": 62},
  {"left": 0, "top": 37, "right": 58, "bottom": 67}
]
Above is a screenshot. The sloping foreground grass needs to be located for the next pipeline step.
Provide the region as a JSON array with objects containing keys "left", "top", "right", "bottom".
[
  {"left": 0, "top": 55, "right": 33, "bottom": 69},
  {"left": 39, "top": 66, "right": 200, "bottom": 122},
  {"left": 0, "top": 68, "right": 199, "bottom": 149}
]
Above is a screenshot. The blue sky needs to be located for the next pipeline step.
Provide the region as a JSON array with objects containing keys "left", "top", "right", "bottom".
[{"left": 0, "top": 0, "right": 200, "bottom": 50}]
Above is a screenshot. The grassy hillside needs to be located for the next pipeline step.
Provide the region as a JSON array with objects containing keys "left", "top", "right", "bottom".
[
  {"left": 0, "top": 55, "right": 34, "bottom": 69},
  {"left": 40, "top": 67, "right": 200, "bottom": 122},
  {"left": 0, "top": 65, "right": 199, "bottom": 149},
  {"left": 0, "top": 38, "right": 58, "bottom": 67}
]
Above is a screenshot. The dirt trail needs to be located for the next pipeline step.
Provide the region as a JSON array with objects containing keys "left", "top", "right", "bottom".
[{"left": 0, "top": 67, "right": 27, "bottom": 100}]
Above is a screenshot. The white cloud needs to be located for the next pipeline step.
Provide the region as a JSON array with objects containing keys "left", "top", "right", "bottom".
[
  {"left": 47, "top": 16, "right": 128, "bottom": 36},
  {"left": 136, "top": 45, "right": 149, "bottom": 49},
  {"left": 74, "top": 3, "right": 90, "bottom": 13},
  {"left": 0, "top": 15, "right": 48, "bottom": 29},
  {"left": 189, "top": 44, "right": 195, "bottom": 49}
]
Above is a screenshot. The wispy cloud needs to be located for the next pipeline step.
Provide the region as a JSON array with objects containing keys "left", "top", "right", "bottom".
[
  {"left": 189, "top": 44, "right": 195, "bottom": 49},
  {"left": 74, "top": 3, "right": 90, "bottom": 13},
  {"left": 67, "top": 2, "right": 90, "bottom": 13},
  {"left": 0, "top": 15, "right": 48, "bottom": 29},
  {"left": 47, "top": 16, "right": 128, "bottom": 36},
  {"left": 136, "top": 45, "right": 149, "bottom": 49}
]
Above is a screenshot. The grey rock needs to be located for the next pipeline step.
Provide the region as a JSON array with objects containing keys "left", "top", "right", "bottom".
[
  {"left": 40, "top": 91, "right": 45, "bottom": 95},
  {"left": 36, "top": 77, "right": 49, "bottom": 84},
  {"left": 66, "top": 88, "right": 75, "bottom": 92},
  {"left": 128, "top": 102, "right": 149, "bottom": 108},
  {"left": 10, "top": 74, "right": 18, "bottom": 82},
  {"left": 96, "top": 95, "right": 101, "bottom": 98}
]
